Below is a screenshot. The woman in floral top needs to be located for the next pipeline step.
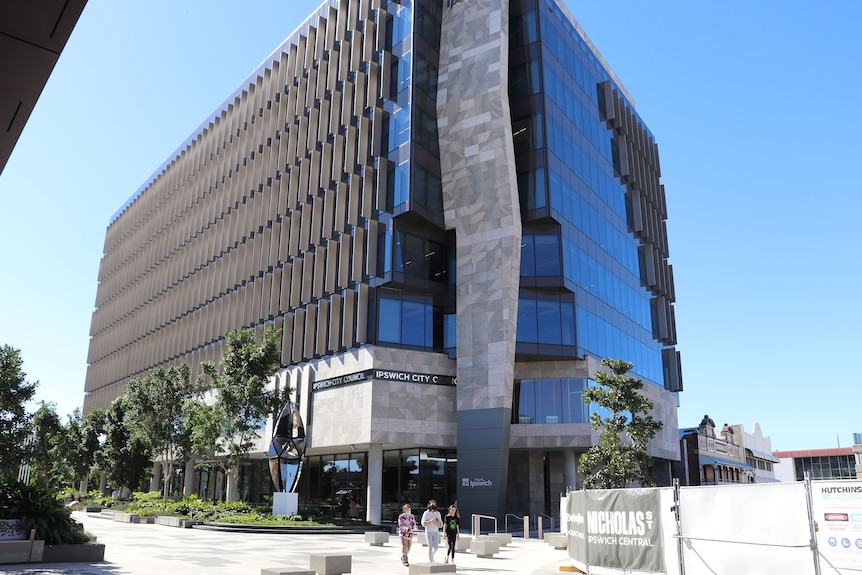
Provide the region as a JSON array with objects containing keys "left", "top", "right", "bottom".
[{"left": 397, "top": 503, "right": 417, "bottom": 566}]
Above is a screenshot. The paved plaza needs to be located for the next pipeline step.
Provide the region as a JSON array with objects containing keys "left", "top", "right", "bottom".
[{"left": 1, "top": 511, "right": 572, "bottom": 575}]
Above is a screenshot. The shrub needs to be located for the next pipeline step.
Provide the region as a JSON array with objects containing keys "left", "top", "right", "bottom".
[{"left": 0, "top": 481, "right": 89, "bottom": 544}]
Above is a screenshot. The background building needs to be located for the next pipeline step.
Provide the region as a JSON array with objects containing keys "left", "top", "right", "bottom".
[
  {"left": 675, "top": 419, "right": 777, "bottom": 486},
  {"left": 774, "top": 447, "right": 858, "bottom": 482},
  {"left": 84, "top": 0, "right": 682, "bottom": 524}
]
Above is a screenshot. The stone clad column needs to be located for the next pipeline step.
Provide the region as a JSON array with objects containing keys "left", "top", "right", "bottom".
[
  {"left": 366, "top": 444, "right": 383, "bottom": 525},
  {"left": 183, "top": 460, "right": 195, "bottom": 496},
  {"left": 437, "top": 0, "right": 521, "bottom": 523}
]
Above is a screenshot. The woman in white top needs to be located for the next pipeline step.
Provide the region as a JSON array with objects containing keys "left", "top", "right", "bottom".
[{"left": 420, "top": 499, "right": 443, "bottom": 562}]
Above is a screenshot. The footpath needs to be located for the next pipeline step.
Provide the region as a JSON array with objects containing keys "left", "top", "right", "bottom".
[{"left": 1, "top": 511, "right": 572, "bottom": 575}]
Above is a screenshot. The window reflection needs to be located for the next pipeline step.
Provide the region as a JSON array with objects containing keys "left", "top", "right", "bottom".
[
  {"left": 516, "top": 295, "right": 574, "bottom": 346},
  {"left": 512, "top": 378, "right": 594, "bottom": 424},
  {"left": 377, "top": 294, "right": 441, "bottom": 350}
]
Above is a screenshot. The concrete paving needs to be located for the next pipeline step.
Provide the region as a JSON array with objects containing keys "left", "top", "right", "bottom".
[{"left": 1, "top": 511, "right": 573, "bottom": 575}]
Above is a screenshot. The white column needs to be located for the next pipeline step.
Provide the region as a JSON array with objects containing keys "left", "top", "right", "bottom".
[
  {"left": 183, "top": 460, "right": 195, "bottom": 495},
  {"left": 149, "top": 463, "right": 161, "bottom": 493},
  {"left": 225, "top": 470, "right": 238, "bottom": 501},
  {"left": 366, "top": 444, "right": 383, "bottom": 525}
]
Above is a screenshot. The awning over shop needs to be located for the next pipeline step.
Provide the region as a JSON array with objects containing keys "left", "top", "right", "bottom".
[
  {"left": 698, "top": 455, "right": 753, "bottom": 469},
  {"left": 745, "top": 448, "right": 780, "bottom": 463}
]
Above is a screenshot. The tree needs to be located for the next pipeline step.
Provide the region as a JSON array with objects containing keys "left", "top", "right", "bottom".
[
  {"left": 185, "top": 326, "right": 282, "bottom": 500},
  {"left": 27, "top": 402, "right": 67, "bottom": 489},
  {"left": 96, "top": 398, "right": 151, "bottom": 496},
  {"left": 64, "top": 408, "right": 105, "bottom": 494},
  {"left": 0, "top": 344, "right": 38, "bottom": 480},
  {"left": 578, "top": 358, "right": 663, "bottom": 489},
  {"left": 125, "top": 364, "right": 196, "bottom": 502}
]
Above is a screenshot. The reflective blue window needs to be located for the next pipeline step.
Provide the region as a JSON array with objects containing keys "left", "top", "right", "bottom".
[
  {"left": 397, "top": 52, "right": 412, "bottom": 93},
  {"left": 379, "top": 298, "right": 401, "bottom": 343},
  {"left": 516, "top": 298, "right": 538, "bottom": 343},
  {"left": 516, "top": 296, "right": 574, "bottom": 346},
  {"left": 378, "top": 296, "right": 438, "bottom": 349},
  {"left": 520, "top": 230, "right": 560, "bottom": 277},
  {"left": 513, "top": 378, "right": 596, "bottom": 424},
  {"left": 518, "top": 167, "right": 546, "bottom": 211},
  {"left": 510, "top": 9, "right": 537, "bottom": 47},
  {"left": 391, "top": 3, "right": 413, "bottom": 48},
  {"left": 388, "top": 106, "right": 410, "bottom": 152},
  {"left": 387, "top": 160, "right": 410, "bottom": 210}
]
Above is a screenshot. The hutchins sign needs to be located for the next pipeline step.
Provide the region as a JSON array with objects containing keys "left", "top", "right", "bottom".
[{"left": 312, "top": 369, "right": 457, "bottom": 391}]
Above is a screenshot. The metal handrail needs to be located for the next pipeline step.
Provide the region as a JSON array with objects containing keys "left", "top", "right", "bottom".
[
  {"left": 471, "top": 513, "right": 497, "bottom": 536},
  {"left": 504, "top": 513, "right": 524, "bottom": 533}
]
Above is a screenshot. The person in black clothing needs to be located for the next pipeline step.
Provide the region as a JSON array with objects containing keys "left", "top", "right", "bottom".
[{"left": 443, "top": 504, "right": 460, "bottom": 564}]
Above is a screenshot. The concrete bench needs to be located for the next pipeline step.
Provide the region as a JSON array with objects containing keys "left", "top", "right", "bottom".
[
  {"left": 261, "top": 569, "right": 314, "bottom": 575},
  {"left": 309, "top": 553, "right": 351, "bottom": 575},
  {"left": 454, "top": 534, "right": 471, "bottom": 551},
  {"left": 364, "top": 531, "right": 389, "bottom": 546},
  {"left": 408, "top": 562, "right": 456, "bottom": 574},
  {"left": 469, "top": 538, "right": 500, "bottom": 558},
  {"left": 157, "top": 516, "right": 194, "bottom": 528},
  {"left": 415, "top": 532, "right": 427, "bottom": 546},
  {"left": 546, "top": 533, "right": 568, "bottom": 549},
  {"left": 487, "top": 533, "right": 512, "bottom": 546}
]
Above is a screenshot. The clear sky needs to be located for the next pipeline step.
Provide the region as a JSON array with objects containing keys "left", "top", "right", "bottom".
[{"left": 1, "top": 1, "right": 859, "bottom": 451}]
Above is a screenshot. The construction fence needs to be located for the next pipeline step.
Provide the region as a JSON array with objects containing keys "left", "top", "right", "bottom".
[{"left": 561, "top": 479, "right": 862, "bottom": 574}]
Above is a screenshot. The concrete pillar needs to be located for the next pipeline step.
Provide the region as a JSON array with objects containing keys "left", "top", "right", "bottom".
[
  {"left": 183, "top": 460, "right": 196, "bottom": 496},
  {"left": 563, "top": 450, "right": 578, "bottom": 492},
  {"left": 366, "top": 444, "right": 383, "bottom": 525},
  {"left": 225, "top": 470, "right": 238, "bottom": 501},
  {"left": 150, "top": 463, "right": 162, "bottom": 493}
]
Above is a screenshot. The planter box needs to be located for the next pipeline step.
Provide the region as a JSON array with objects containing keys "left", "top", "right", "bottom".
[
  {"left": 42, "top": 542, "right": 105, "bottom": 563},
  {"left": 0, "top": 539, "right": 44, "bottom": 564},
  {"left": 0, "top": 519, "right": 27, "bottom": 540}
]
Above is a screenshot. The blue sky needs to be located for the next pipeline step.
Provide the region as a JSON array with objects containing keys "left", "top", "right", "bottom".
[{"left": 1, "top": 1, "right": 859, "bottom": 451}]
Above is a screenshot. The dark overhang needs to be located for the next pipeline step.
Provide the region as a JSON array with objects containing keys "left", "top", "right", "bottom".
[{"left": 0, "top": 0, "right": 88, "bottom": 174}]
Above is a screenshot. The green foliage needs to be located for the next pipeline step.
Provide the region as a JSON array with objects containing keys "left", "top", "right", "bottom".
[
  {"left": 578, "top": 358, "right": 663, "bottom": 489},
  {"left": 124, "top": 364, "right": 197, "bottom": 502},
  {"left": 0, "top": 481, "right": 89, "bottom": 544},
  {"left": 185, "top": 326, "right": 282, "bottom": 483},
  {"left": 95, "top": 399, "right": 151, "bottom": 493},
  {"left": 83, "top": 490, "right": 115, "bottom": 508},
  {"left": 0, "top": 345, "right": 38, "bottom": 480}
]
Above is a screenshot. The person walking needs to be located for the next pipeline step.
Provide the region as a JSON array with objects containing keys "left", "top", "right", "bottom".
[
  {"left": 397, "top": 503, "right": 417, "bottom": 567},
  {"left": 421, "top": 499, "right": 443, "bottom": 562},
  {"left": 443, "top": 504, "right": 460, "bottom": 564}
]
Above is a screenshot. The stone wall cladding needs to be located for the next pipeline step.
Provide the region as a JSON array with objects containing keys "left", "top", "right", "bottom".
[{"left": 437, "top": 0, "right": 521, "bottom": 412}]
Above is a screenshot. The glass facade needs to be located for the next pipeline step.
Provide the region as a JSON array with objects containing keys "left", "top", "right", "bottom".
[
  {"left": 513, "top": 378, "right": 589, "bottom": 424},
  {"left": 381, "top": 448, "right": 457, "bottom": 522},
  {"left": 298, "top": 452, "right": 368, "bottom": 517},
  {"left": 506, "top": 0, "right": 675, "bottom": 387},
  {"left": 793, "top": 455, "right": 856, "bottom": 481}
]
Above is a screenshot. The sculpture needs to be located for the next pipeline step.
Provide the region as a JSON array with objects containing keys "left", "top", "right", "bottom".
[{"left": 268, "top": 402, "right": 307, "bottom": 493}]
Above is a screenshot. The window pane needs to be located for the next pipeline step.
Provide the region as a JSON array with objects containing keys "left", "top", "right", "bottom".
[
  {"left": 537, "top": 300, "right": 561, "bottom": 344},
  {"left": 379, "top": 298, "right": 401, "bottom": 343},
  {"left": 517, "top": 380, "right": 536, "bottom": 424},
  {"left": 401, "top": 301, "right": 426, "bottom": 346},
  {"left": 517, "top": 298, "right": 538, "bottom": 343}
]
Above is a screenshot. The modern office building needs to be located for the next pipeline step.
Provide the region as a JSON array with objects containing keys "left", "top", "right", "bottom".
[
  {"left": 773, "top": 448, "right": 858, "bottom": 482},
  {"left": 84, "top": 0, "right": 682, "bottom": 524}
]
